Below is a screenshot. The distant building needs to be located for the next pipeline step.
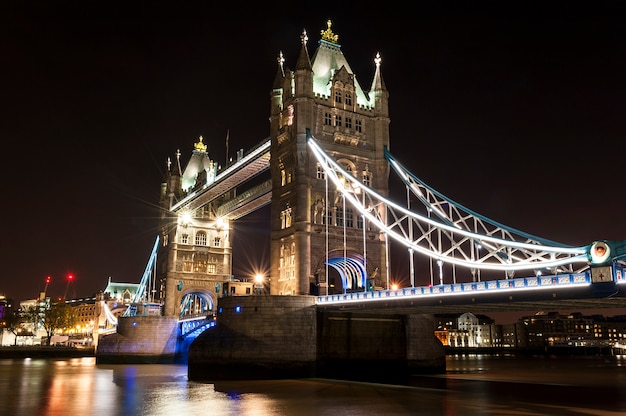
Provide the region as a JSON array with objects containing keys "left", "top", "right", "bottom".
[
  {"left": 519, "top": 311, "right": 595, "bottom": 349},
  {"left": 435, "top": 311, "right": 626, "bottom": 352},
  {"left": 434, "top": 312, "right": 501, "bottom": 348},
  {"left": 0, "top": 295, "right": 13, "bottom": 320}
]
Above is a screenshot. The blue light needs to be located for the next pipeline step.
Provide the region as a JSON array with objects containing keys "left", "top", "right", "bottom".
[
  {"left": 132, "top": 321, "right": 137, "bottom": 327},
  {"left": 235, "top": 306, "right": 241, "bottom": 313},
  {"left": 218, "top": 307, "right": 223, "bottom": 314}
]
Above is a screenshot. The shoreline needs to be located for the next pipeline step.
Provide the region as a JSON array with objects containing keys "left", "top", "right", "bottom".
[{"left": 0, "top": 346, "right": 95, "bottom": 359}]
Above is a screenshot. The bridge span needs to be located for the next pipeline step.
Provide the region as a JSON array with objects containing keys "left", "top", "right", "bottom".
[{"left": 317, "top": 267, "right": 626, "bottom": 315}]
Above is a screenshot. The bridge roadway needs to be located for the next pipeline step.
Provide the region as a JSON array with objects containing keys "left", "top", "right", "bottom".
[{"left": 315, "top": 271, "right": 626, "bottom": 315}]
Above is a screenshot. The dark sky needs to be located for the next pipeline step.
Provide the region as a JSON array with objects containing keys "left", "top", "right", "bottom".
[{"left": 2, "top": 2, "right": 626, "bottom": 319}]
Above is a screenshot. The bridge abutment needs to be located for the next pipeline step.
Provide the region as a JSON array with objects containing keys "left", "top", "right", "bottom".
[
  {"left": 187, "top": 296, "right": 446, "bottom": 382},
  {"left": 96, "top": 315, "right": 180, "bottom": 364}
]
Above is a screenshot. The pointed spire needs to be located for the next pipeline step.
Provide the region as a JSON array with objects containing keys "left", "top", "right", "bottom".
[
  {"left": 370, "top": 52, "right": 387, "bottom": 92},
  {"left": 295, "top": 29, "right": 312, "bottom": 71},
  {"left": 174, "top": 149, "right": 182, "bottom": 176},
  {"left": 273, "top": 51, "right": 285, "bottom": 89}
]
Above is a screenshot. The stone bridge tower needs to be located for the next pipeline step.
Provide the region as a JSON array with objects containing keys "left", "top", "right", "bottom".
[
  {"left": 158, "top": 137, "right": 234, "bottom": 317},
  {"left": 269, "top": 21, "right": 390, "bottom": 296}
]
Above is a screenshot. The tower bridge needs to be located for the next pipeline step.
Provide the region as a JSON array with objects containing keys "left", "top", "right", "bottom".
[{"left": 97, "top": 21, "right": 626, "bottom": 373}]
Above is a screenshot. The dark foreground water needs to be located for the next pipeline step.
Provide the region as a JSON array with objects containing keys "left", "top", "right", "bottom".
[{"left": 1, "top": 354, "right": 625, "bottom": 415}]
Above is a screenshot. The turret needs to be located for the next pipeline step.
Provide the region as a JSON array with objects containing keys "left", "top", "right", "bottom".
[
  {"left": 369, "top": 52, "right": 389, "bottom": 117},
  {"left": 294, "top": 29, "right": 313, "bottom": 98}
]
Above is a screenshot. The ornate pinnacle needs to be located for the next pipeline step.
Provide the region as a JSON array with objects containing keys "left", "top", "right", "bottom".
[
  {"left": 194, "top": 136, "right": 207, "bottom": 152},
  {"left": 321, "top": 19, "right": 339, "bottom": 44}
]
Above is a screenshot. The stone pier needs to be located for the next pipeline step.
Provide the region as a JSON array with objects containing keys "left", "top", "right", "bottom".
[
  {"left": 187, "top": 295, "right": 445, "bottom": 382},
  {"left": 96, "top": 315, "right": 180, "bottom": 364}
]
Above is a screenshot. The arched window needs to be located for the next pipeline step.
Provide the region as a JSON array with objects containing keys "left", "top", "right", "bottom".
[
  {"left": 195, "top": 231, "right": 207, "bottom": 246},
  {"left": 335, "top": 90, "right": 342, "bottom": 104}
]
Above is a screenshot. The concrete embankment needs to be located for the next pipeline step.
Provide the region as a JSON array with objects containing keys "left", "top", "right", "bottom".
[{"left": 0, "top": 346, "right": 95, "bottom": 359}]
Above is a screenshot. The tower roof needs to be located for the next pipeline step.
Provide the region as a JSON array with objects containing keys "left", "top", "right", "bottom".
[
  {"left": 309, "top": 20, "right": 372, "bottom": 107},
  {"left": 182, "top": 136, "right": 214, "bottom": 191}
]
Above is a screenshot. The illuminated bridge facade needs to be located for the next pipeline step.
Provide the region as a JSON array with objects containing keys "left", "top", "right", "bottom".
[{"left": 126, "top": 21, "right": 626, "bottom": 322}]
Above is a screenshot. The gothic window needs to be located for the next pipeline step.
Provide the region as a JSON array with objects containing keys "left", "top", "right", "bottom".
[
  {"left": 346, "top": 208, "right": 354, "bottom": 228},
  {"left": 345, "top": 117, "right": 352, "bottom": 129},
  {"left": 281, "top": 206, "right": 293, "bottom": 229},
  {"left": 195, "top": 231, "right": 207, "bottom": 246},
  {"left": 335, "top": 206, "right": 343, "bottom": 227},
  {"left": 181, "top": 234, "right": 189, "bottom": 244},
  {"left": 213, "top": 237, "right": 221, "bottom": 247},
  {"left": 316, "top": 164, "right": 326, "bottom": 180},
  {"left": 313, "top": 199, "right": 326, "bottom": 224},
  {"left": 287, "top": 104, "right": 294, "bottom": 126},
  {"left": 281, "top": 169, "right": 286, "bottom": 186},
  {"left": 208, "top": 264, "right": 216, "bottom": 274},
  {"left": 324, "top": 112, "right": 332, "bottom": 125},
  {"left": 335, "top": 90, "right": 342, "bottom": 104},
  {"left": 363, "top": 171, "right": 372, "bottom": 187},
  {"left": 345, "top": 92, "right": 352, "bottom": 106},
  {"left": 335, "top": 115, "right": 342, "bottom": 127},
  {"left": 194, "top": 253, "right": 208, "bottom": 273},
  {"left": 355, "top": 119, "right": 362, "bottom": 132},
  {"left": 180, "top": 252, "right": 193, "bottom": 272},
  {"left": 357, "top": 214, "right": 364, "bottom": 229}
]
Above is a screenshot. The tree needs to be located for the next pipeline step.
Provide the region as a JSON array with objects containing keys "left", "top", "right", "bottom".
[
  {"left": 1, "top": 310, "right": 25, "bottom": 346},
  {"left": 26, "top": 301, "right": 76, "bottom": 346}
]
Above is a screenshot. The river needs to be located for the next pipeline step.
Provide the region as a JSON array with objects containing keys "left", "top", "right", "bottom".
[{"left": 1, "top": 353, "right": 625, "bottom": 415}]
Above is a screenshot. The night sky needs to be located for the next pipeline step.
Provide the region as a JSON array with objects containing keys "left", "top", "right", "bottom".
[{"left": 2, "top": 2, "right": 626, "bottom": 320}]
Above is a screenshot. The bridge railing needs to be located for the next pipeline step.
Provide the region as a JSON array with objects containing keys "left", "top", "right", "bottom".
[
  {"left": 317, "top": 271, "right": 592, "bottom": 304},
  {"left": 179, "top": 315, "right": 216, "bottom": 338}
]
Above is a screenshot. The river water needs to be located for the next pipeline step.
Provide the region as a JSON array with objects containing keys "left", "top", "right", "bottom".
[{"left": 1, "top": 353, "right": 625, "bottom": 415}]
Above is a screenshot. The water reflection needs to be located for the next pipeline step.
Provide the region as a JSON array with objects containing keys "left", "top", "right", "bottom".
[{"left": 1, "top": 355, "right": 625, "bottom": 415}]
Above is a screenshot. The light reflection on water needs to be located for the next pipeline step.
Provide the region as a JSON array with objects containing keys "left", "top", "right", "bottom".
[{"left": 1, "top": 355, "right": 626, "bottom": 415}]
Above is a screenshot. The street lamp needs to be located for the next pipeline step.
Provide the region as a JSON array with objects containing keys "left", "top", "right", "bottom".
[{"left": 254, "top": 274, "right": 264, "bottom": 295}]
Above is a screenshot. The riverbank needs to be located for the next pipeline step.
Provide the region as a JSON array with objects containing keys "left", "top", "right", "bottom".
[
  {"left": 0, "top": 346, "right": 95, "bottom": 359},
  {"left": 445, "top": 345, "right": 620, "bottom": 356}
]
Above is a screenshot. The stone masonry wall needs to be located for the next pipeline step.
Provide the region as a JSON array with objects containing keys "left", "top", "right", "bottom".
[{"left": 96, "top": 315, "right": 179, "bottom": 364}]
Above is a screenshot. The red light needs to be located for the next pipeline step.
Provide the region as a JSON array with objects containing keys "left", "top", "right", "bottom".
[
  {"left": 67, "top": 274, "right": 74, "bottom": 281},
  {"left": 46, "top": 276, "right": 51, "bottom": 283}
]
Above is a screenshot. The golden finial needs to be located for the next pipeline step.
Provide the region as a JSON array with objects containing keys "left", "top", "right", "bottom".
[
  {"left": 321, "top": 19, "right": 339, "bottom": 44},
  {"left": 194, "top": 136, "right": 207, "bottom": 152}
]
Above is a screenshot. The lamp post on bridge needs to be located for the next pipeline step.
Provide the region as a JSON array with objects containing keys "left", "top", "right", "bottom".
[{"left": 254, "top": 274, "right": 264, "bottom": 295}]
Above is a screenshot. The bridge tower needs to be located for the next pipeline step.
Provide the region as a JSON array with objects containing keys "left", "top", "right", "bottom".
[
  {"left": 158, "top": 137, "right": 233, "bottom": 317},
  {"left": 269, "top": 21, "right": 390, "bottom": 295}
]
